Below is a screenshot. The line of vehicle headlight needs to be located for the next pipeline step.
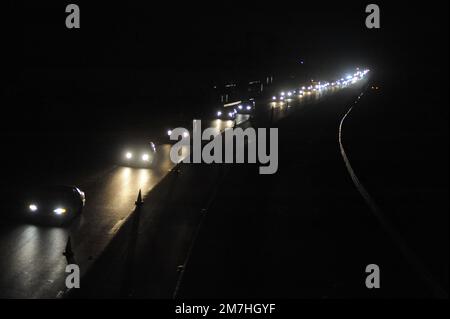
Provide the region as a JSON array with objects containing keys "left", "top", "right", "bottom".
[
  {"left": 272, "top": 68, "right": 370, "bottom": 102},
  {"left": 28, "top": 204, "right": 67, "bottom": 215},
  {"left": 125, "top": 152, "right": 151, "bottom": 161},
  {"left": 54, "top": 208, "right": 67, "bottom": 215},
  {"left": 217, "top": 107, "right": 251, "bottom": 118},
  {"left": 237, "top": 105, "right": 252, "bottom": 111}
]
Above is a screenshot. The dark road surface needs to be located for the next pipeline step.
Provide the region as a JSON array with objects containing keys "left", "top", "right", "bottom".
[
  {"left": 0, "top": 117, "right": 245, "bottom": 298},
  {"left": 175, "top": 81, "right": 448, "bottom": 298},
  {"left": 71, "top": 81, "right": 416, "bottom": 299},
  {"left": 0, "top": 81, "right": 374, "bottom": 299},
  {"left": 0, "top": 147, "right": 175, "bottom": 298},
  {"left": 2, "top": 76, "right": 444, "bottom": 298}
]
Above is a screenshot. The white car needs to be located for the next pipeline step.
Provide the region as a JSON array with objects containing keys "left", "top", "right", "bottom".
[{"left": 122, "top": 141, "right": 157, "bottom": 167}]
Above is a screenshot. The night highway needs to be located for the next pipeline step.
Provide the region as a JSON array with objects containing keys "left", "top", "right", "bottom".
[
  {"left": 2, "top": 1, "right": 448, "bottom": 317},
  {"left": 0, "top": 118, "right": 244, "bottom": 298}
]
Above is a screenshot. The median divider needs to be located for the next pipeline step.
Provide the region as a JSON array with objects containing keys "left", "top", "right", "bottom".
[{"left": 66, "top": 117, "right": 252, "bottom": 298}]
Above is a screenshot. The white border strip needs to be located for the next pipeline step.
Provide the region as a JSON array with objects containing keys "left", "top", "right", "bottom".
[{"left": 338, "top": 92, "right": 447, "bottom": 298}]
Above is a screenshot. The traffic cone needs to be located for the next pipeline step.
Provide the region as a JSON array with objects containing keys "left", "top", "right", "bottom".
[
  {"left": 135, "top": 189, "right": 143, "bottom": 207},
  {"left": 63, "top": 236, "right": 74, "bottom": 259}
]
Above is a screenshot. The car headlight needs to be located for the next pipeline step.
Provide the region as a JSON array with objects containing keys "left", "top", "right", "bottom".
[
  {"left": 167, "top": 130, "right": 172, "bottom": 136},
  {"left": 217, "top": 111, "right": 222, "bottom": 116},
  {"left": 142, "top": 153, "right": 150, "bottom": 161},
  {"left": 125, "top": 152, "right": 133, "bottom": 159},
  {"left": 29, "top": 204, "right": 38, "bottom": 212},
  {"left": 246, "top": 106, "right": 251, "bottom": 110},
  {"left": 53, "top": 208, "right": 67, "bottom": 215},
  {"left": 228, "top": 112, "right": 233, "bottom": 117},
  {"left": 272, "top": 96, "right": 276, "bottom": 100},
  {"left": 238, "top": 105, "right": 242, "bottom": 110}
]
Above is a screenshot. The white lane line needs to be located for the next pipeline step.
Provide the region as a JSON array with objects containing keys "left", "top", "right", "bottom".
[
  {"left": 109, "top": 218, "right": 125, "bottom": 235},
  {"left": 338, "top": 92, "right": 448, "bottom": 298}
]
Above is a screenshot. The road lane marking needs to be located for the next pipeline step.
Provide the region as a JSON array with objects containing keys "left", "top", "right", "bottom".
[
  {"left": 338, "top": 91, "right": 447, "bottom": 298},
  {"left": 109, "top": 219, "right": 125, "bottom": 234}
]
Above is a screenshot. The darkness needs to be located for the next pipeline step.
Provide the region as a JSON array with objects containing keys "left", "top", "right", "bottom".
[
  {"left": 8, "top": 4, "right": 380, "bottom": 112},
  {"left": 0, "top": 2, "right": 446, "bottom": 181},
  {"left": 1, "top": 1, "right": 444, "bottom": 185},
  {"left": 5, "top": 2, "right": 446, "bottom": 132},
  {"left": 0, "top": 0, "right": 448, "bottom": 303}
]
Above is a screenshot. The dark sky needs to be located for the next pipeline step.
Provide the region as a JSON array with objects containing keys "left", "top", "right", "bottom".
[
  {"left": 4, "top": 1, "right": 448, "bottom": 131},
  {"left": 20, "top": 3, "right": 382, "bottom": 71}
]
